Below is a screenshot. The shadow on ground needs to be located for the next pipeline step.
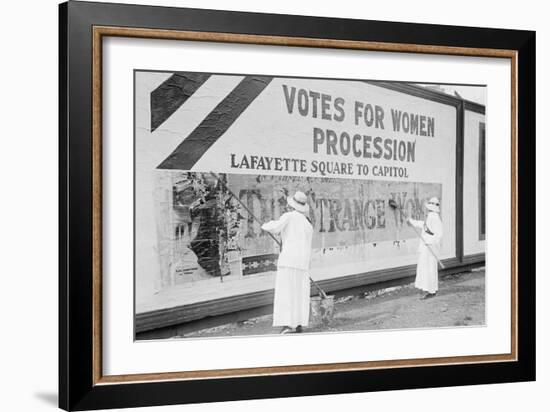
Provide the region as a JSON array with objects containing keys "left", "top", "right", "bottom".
[{"left": 182, "top": 269, "right": 486, "bottom": 338}]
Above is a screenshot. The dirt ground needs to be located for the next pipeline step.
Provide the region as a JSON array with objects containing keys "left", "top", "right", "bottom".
[{"left": 181, "top": 268, "right": 485, "bottom": 338}]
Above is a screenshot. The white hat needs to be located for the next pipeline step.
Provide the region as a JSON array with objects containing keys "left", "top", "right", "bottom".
[
  {"left": 426, "top": 197, "right": 440, "bottom": 213},
  {"left": 287, "top": 191, "right": 309, "bottom": 214}
]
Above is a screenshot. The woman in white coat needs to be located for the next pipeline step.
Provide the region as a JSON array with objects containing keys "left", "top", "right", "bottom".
[
  {"left": 408, "top": 197, "right": 443, "bottom": 300},
  {"left": 261, "top": 191, "right": 313, "bottom": 334}
]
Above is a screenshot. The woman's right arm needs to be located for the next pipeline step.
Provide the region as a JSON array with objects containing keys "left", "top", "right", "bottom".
[
  {"left": 408, "top": 218, "right": 424, "bottom": 229},
  {"left": 261, "top": 212, "right": 290, "bottom": 235}
]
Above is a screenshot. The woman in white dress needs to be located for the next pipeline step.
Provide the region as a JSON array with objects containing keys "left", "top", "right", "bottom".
[
  {"left": 408, "top": 197, "right": 443, "bottom": 300},
  {"left": 261, "top": 191, "right": 313, "bottom": 334}
]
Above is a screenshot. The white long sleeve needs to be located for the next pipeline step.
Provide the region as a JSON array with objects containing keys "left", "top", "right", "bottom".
[
  {"left": 262, "top": 211, "right": 313, "bottom": 271},
  {"left": 409, "top": 218, "right": 424, "bottom": 229},
  {"left": 261, "top": 212, "right": 291, "bottom": 235},
  {"left": 409, "top": 214, "right": 443, "bottom": 245},
  {"left": 422, "top": 212, "right": 443, "bottom": 245}
]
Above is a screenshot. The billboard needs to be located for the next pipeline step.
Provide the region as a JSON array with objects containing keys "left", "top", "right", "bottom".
[{"left": 135, "top": 72, "right": 457, "bottom": 303}]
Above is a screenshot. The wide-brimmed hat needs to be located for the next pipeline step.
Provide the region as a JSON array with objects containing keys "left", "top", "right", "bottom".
[
  {"left": 287, "top": 191, "right": 309, "bottom": 214},
  {"left": 426, "top": 197, "right": 440, "bottom": 213}
]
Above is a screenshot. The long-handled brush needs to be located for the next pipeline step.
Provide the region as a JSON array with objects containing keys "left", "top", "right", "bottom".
[
  {"left": 388, "top": 198, "right": 445, "bottom": 269},
  {"left": 210, "top": 172, "right": 331, "bottom": 301}
]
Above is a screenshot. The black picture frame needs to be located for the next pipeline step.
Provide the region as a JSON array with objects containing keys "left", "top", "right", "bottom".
[{"left": 59, "top": 1, "right": 535, "bottom": 410}]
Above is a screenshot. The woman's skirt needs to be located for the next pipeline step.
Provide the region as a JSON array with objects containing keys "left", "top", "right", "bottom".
[
  {"left": 414, "top": 244, "right": 439, "bottom": 294},
  {"left": 273, "top": 266, "right": 310, "bottom": 327}
]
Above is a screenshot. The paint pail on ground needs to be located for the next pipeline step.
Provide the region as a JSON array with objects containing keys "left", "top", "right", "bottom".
[{"left": 309, "top": 295, "right": 335, "bottom": 327}]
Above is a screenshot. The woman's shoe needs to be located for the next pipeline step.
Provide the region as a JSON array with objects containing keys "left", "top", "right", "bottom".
[
  {"left": 279, "top": 326, "right": 293, "bottom": 334},
  {"left": 420, "top": 293, "right": 437, "bottom": 300},
  {"left": 295, "top": 325, "right": 303, "bottom": 333}
]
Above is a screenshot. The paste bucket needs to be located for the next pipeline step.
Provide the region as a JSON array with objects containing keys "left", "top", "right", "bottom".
[{"left": 309, "top": 294, "right": 335, "bottom": 327}]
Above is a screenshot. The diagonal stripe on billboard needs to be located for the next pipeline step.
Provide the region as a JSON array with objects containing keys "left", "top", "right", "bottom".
[
  {"left": 150, "top": 72, "right": 212, "bottom": 132},
  {"left": 157, "top": 75, "right": 273, "bottom": 170}
]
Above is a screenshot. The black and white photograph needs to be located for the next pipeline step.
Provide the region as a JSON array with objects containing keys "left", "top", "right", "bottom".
[
  {"left": 1, "top": 0, "right": 543, "bottom": 411},
  {"left": 134, "top": 72, "right": 487, "bottom": 340}
]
